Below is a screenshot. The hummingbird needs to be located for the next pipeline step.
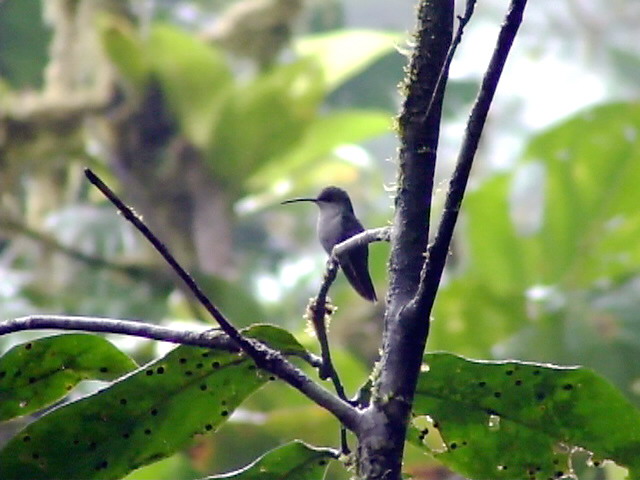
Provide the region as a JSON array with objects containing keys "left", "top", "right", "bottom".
[{"left": 282, "top": 186, "right": 377, "bottom": 302}]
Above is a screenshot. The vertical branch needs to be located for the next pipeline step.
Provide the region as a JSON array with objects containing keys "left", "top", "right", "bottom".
[
  {"left": 387, "top": 0, "right": 454, "bottom": 312},
  {"left": 356, "top": 0, "right": 528, "bottom": 479},
  {"left": 415, "top": 0, "right": 528, "bottom": 313},
  {"left": 357, "top": 2, "right": 454, "bottom": 479}
]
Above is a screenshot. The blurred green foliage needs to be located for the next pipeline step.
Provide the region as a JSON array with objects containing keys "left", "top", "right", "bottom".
[
  {"left": 430, "top": 102, "right": 640, "bottom": 413},
  {"left": 101, "top": 21, "right": 395, "bottom": 196},
  {"left": 0, "top": 0, "right": 50, "bottom": 88}
]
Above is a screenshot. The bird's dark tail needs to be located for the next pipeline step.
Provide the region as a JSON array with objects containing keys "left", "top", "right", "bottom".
[{"left": 339, "top": 248, "right": 377, "bottom": 302}]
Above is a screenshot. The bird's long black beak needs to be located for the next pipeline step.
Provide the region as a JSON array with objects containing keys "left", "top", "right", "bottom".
[{"left": 281, "top": 197, "right": 318, "bottom": 205}]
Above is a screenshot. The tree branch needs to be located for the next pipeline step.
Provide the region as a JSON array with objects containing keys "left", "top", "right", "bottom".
[
  {"left": 355, "top": 1, "right": 527, "bottom": 478},
  {"left": 0, "top": 314, "right": 362, "bottom": 430},
  {"left": 0, "top": 315, "right": 227, "bottom": 348},
  {"left": 0, "top": 314, "right": 321, "bottom": 368},
  {"left": 388, "top": 1, "right": 454, "bottom": 312},
  {"left": 333, "top": 227, "right": 392, "bottom": 258},
  {"left": 81, "top": 169, "right": 361, "bottom": 431},
  {"left": 414, "top": 0, "right": 528, "bottom": 314}
]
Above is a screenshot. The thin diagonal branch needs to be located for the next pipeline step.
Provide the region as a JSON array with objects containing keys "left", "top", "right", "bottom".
[
  {"left": 414, "top": 0, "right": 528, "bottom": 314},
  {"left": 82, "top": 169, "right": 361, "bottom": 431},
  {"left": 85, "top": 168, "right": 240, "bottom": 342}
]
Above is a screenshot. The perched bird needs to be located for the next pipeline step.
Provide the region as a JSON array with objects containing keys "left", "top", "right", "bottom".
[{"left": 282, "top": 186, "right": 377, "bottom": 302}]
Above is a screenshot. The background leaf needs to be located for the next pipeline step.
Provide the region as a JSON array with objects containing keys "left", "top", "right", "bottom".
[
  {"left": 430, "top": 102, "right": 640, "bottom": 390},
  {"left": 206, "top": 59, "right": 324, "bottom": 190},
  {"left": 148, "top": 24, "right": 233, "bottom": 148},
  {"left": 100, "top": 20, "right": 149, "bottom": 91},
  {"left": 248, "top": 109, "right": 391, "bottom": 190},
  {"left": 0, "top": 0, "right": 50, "bottom": 88},
  {"left": 294, "top": 29, "right": 401, "bottom": 93}
]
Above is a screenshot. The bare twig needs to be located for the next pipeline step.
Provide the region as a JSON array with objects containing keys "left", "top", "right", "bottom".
[
  {"left": 311, "top": 227, "right": 390, "bottom": 381},
  {"left": 307, "top": 258, "right": 350, "bottom": 453},
  {"left": 308, "top": 227, "right": 390, "bottom": 453},
  {"left": 309, "top": 258, "right": 340, "bottom": 382},
  {"left": 332, "top": 227, "right": 392, "bottom": 258},
  {"left": 82, "top": 168, "right": 360, "bottom": 431},
  {"left": 414, "top": 0, "right": 528, "bottom": 313}
]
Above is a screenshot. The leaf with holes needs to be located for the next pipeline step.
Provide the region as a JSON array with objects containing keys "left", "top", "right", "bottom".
[
  {"left": 0, "top": 334, "right": 137, "bottom": 421},
  {"left": 208, "top": 440, "right": 335, "bottom": 479},
  {"left": 0, "top": 325, "right": 306, "bottom": 480},
  {"left": 409, "top": 353, "right": 640, "bottom": 479}
]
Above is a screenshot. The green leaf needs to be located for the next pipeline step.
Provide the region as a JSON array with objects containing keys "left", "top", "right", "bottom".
[
  {"left": 409, "top": 353, "right": 640, "bottom": 479},
  {"left": 429, "top": 277, "right": 528, "bottom": 357},
  {"left": 464, "top": 101, "right": 640, "bottom": 290},
  {"left": 148, "top": 24, "right": 233, "bottom": 148},
  {"left": 207, "top": 440, "right": 335, "bottom": 480},
  {"left": 0, "top": 324, "right": 303, "bottom": 480},
  {"left": 100, "top": 19, "right": 149, "bottom": 91},
  {"left": 294, "top": 29, "right": 401, "bottom": 93},
  {"left": 207, "top": 58, "right": 324, "bottom": 190},
  {"left": 0, "top": 334, "right": 137, "bottom": 421},
  {"left": 248, "top": 109, "right": 392, "bottom": 190},
  {"left": 463, "top": 102, "right": 640, "bottom": 292}
]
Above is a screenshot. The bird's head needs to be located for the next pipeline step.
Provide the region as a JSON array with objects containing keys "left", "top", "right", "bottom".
[{"left": 281, "top": 186, "right": 354, "bottom": 214}]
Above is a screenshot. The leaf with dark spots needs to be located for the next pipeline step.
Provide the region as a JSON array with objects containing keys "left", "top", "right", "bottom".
[
  {"left": 0, "top": 334, "right": 137, "bottom": 421},
  {"left": 408, "top": 353, "right": 640, "bottom": 479},
  {"left": 0, "top": 324, "right": 309, "bottom": 480}
]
